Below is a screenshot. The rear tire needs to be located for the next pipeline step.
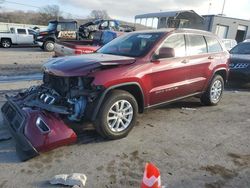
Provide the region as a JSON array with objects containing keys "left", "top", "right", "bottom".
[
  {"left": 1, "top": 39, "right": 11, "bottom": 48},
  {"left": 200, "top": 75, "right": 224, "bottom": 106},
  {"left": 94, "top": 90, "right": 138, "bottom": 140},
  {"left": 44, "top": 40, "right": 54, "bottom": 52}
]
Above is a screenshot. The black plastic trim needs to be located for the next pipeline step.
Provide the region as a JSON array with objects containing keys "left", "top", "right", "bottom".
[
  {"left": 1, "top": 100, "right": 39, "bottom": 161},
  {"left": 91, "top": 82, "right": 144, "bottom": 121}
]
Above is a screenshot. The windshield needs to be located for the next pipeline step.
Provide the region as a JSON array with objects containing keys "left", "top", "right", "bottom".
[
  {"left": 230, "top": 42, "right": 250, "bottom": 54},
  {"left": 97, "top": 32, "right": 164, "bottom": 57},
  {"left": 47, "top": 22, "right": 57, "bottom": 31}
]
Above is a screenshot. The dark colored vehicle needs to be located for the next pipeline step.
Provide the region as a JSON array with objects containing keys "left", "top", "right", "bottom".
[
  {"left": 119, "top": 24, "right": 136, "bottom": 32},
  {"left": 35, "top": 20, "right": 78, "bottom": 52},
  {"left": 79, "top": 19, "right": 120, "bottom": 39},
  {"left": 54, "top": 30, "right": 123, "bottom": 57},
  {"left": 229, "top": 42, "right": 250, "bottom": 82},
  {"left": 1, "top": 29, "right": 229, "bottom": 160}
]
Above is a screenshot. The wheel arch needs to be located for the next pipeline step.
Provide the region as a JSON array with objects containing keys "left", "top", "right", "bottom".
[
  {"left": 1, "top": 37, "right": 12, "bottom": 44},
  {"left": 91, "top": 82, "right": 145, "bottom": 121},
  {"left": 44, "top": 37, "right": 55, "bottom": 44},
  {"left": 202, "top": 68, "right": 228, "bottom": 93},
  {"left": 214, "top": 69, "right": 228, "bottom": 83}
]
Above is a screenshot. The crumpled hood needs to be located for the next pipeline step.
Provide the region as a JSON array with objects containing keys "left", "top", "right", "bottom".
[{"left": 43, "top": 53, "right": 135, "bottom": 77}]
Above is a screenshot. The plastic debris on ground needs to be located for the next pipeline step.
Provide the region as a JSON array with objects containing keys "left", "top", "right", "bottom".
[
  {"left": 181, "top": 107, "right": 197, "bottom": 111},
  {"left": 50, "top": 173, "right": 87, "bottom": 187}
]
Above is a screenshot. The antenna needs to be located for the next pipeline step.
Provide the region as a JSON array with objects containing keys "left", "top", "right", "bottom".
[
  {"left": 208, "top": 0, "right": 212, "bottom": 14},
  {"left": 221, "top": 0, "right": 226, "bottom": 15}
]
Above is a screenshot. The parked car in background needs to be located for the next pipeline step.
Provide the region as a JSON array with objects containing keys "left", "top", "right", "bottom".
[
  {"left": 1, "top": 29, "right": 229, "bottom": 160},
  {"left": 54, "top": 30, "right": 123, "bottom": 57},
  {"left": 36, "top": 19, "right": 125, "bottom": 52},
  {"left": 119, "top": 24, "right": 136, "bottom": 32},
  {"left": 0, "top": 27, "right": 36, "bottom": 48},
  {"left": 229, "top": 42, "right": 250, "bottom": 82},
  {"left": 221, "top": 39, "right": 237, "bottom": 51},
  {"left": 35, "top": 20, "right": 78, "bottom": 52}
]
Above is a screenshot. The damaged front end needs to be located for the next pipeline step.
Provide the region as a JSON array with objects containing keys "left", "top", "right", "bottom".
[{"left": 1, "top": 73, "right": 103, "bottom": 161}]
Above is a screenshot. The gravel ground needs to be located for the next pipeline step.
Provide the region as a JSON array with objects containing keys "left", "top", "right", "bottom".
[{"left": 0, "top": 47, "right": 249, "bottom": 188}]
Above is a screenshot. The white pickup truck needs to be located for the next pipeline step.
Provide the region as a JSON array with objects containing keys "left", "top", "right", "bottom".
[{"left": 0, "top": 27, "right": 36, "bottom": 48}]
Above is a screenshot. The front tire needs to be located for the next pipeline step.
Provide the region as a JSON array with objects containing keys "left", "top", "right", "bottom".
[
  {"left": 201, "top": 75, "right": 224, "bottom": 106},
  {"left": 44, "top": 40, "right": 54, "bottom": 52},
  {"left": 94, "top": 90, "right": 138, "bottom": 140},
  {"left": 1, "top": 39, "right": 11, "bottom": 48}
]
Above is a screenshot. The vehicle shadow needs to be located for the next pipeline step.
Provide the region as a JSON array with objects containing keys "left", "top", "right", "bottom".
[
  {"left": 0, "top": 139, "right": 20, "bottom": 163},
  {"left": 156, "top": 97, "right": 204, "bottom": 111},
  {"left": 0, "top": 44, "right": 38, "bottom": 49},
  {"left": 226, "top": 81, "right": 250, "bottom": 91},
  {"left": 71, "top": 122, "right": 105, "bottom": 145}
]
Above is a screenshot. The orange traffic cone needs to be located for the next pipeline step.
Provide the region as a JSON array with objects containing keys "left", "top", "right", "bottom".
[{"left": 141, "top": 163, "right": 161, "bottom": 188}]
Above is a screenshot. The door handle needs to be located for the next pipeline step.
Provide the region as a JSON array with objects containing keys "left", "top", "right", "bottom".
[
  {"left": 181, "top": 59, "right": 189, "bottom": 64},
  {"left": 208, "top": 56, "right": 214, "bottom": 60}
]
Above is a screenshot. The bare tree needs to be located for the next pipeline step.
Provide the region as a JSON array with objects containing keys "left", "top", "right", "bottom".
[
  {"left": 39, "top": 5, "right": 62, "bottom": 24},
  {"left": 90, "top": 10, "right": 110, "bottom": 20}
]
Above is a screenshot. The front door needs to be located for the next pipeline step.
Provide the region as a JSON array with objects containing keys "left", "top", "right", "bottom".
[{"left": 147, "top": 34, "right": 190, "bottom": 106}]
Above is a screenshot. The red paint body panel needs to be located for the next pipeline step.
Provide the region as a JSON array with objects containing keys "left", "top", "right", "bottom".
[
  {"left": 46, "top": 30, "right": 229, "bottom": 107},
  {"left": 23, "top": 108, "right": 77, "bottom": 152},
  {"left": 54, "top": 40, "right": 100, "bottom": 57}
]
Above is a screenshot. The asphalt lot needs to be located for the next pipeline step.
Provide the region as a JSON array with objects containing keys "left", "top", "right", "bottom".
[
  {"left": 0, "top": 46, "right": 53, "bottom": 76},
  {"left": 0, "top": 47, "right": 249, "bottom": 188}
]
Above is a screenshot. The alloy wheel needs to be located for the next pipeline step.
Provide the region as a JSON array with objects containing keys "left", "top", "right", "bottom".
[
  {"left": 210, "top": 80, "right": 222, "bottom": 103},
  {"left": 107, "top": 100, "right": 133, "bottom": 132}
]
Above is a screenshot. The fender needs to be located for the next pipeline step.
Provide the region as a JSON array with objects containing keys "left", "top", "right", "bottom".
[
  {"left": 91, "top": 82, "right": 144, "bottom": 121},
  {"left": 203, "top": 67, "right": 228, "bottom": 92}
]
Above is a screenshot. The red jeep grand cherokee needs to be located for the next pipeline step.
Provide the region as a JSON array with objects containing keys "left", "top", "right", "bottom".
[{"left": 1, "top": 29, "right": 229, "bottom": 160}]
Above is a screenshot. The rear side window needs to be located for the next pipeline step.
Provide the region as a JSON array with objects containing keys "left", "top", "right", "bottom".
[
  {"left": 17, "top": 29, "right": 26, "bottom": 34},
  {"left": 205, "top": 36, "right": 223, "bottom": 53},
  {"left": 59, "top": 23, "right": 76, "bottom": 31},
  {"left": 186, "top": 34, "right": 207, "bottom": 55},
  {"left": 161, "top": 34, "right": 186, "bottom": 57}
]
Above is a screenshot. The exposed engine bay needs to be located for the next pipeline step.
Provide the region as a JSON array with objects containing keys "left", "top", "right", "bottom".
[
  {"left": 11, "top": 73, "right": 102, "bottom": 122},
  {"left": 1, "top": 52, "right": 136, "bottom": 161}
]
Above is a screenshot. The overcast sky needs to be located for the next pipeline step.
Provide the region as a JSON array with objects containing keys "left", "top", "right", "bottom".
[{"left": 1, "top": 0, "right": 250, "bottom": 22}]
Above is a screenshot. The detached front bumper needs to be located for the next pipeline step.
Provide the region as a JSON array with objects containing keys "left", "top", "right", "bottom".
[{"left": 1, "top": 99, "right": 77, "bottom": 161}]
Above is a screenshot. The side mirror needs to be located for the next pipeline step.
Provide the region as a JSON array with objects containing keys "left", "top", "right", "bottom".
[
  {"left": 57, "top": 25, "right": 62, "bottom": 31},
  {"left": 157, "top": 47, "right": 175, "bottom": 59}
]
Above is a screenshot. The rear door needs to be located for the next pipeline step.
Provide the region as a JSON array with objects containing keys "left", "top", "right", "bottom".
[
  {"left": 16, "top": 29, "right": 33, "bottom": 44},
  {"left": 184, "top": 34, "right": 211, "bottom": 94},
  {"left": 148, "top": 34, "right": 191, "bottom": 105},
  {"left": 16, "top": 29, "right": 27, "bottom": 44}
]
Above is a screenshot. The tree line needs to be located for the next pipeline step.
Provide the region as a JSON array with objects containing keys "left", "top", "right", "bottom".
[{"left": 0, "top": 5, "right": 110, "bottom": 25}]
